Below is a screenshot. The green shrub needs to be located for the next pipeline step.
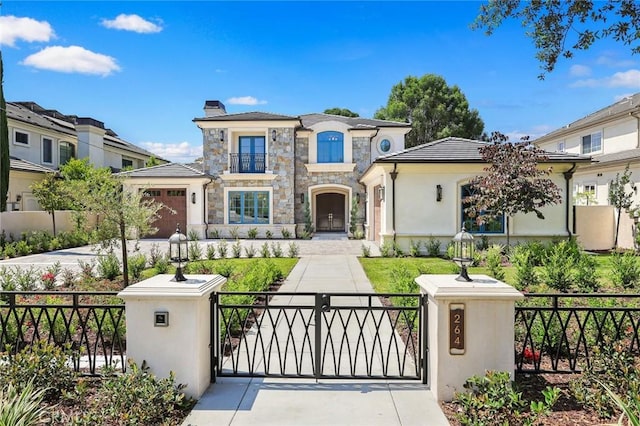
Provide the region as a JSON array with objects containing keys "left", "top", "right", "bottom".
[
  {"left": 154, "top": 256, "right": 169, "bottom": 274},
  {"left": 0, "top": 341, "right": 76, "bottom": 401},
  {"left": 570, "top": 341, "right": 640, "bottom": 419},
  {"left": 522, "top": 240, "right": 547, "bottom": 266},
  {"left": 127, "top": 254, "right": 147, "bottom": 282},
  {"left": 209, "top": 228, "right": 220, "bottom": 239},
  {"left": 205, "top": 244, "right": 216, "bottom": 260},
  {"left": 281, "top": 228, "right": 292, "bottom": 239},
  {"left": 88, "top": 298, "right": 126, "bottom": 345},
  {"left": 148, "top": 243, "right": 163, "bottom": 267},
  {"left": 287, "top": 242, "right": 299, "bottom": 257},
  {"left": 542, "top": 241, "right": 576, "bottom": 292},
  {"left": 260, "top": 242, "right": 270, "bottom": 258},
  {"left": 15, "top": 241, "right": 31, "bottom": 257},
  {"left": 510, "top": 245, "right": 539, "bottom": 290},
  {"left": 41, "top": 296, "right": 77, "bottom": 344},
  {"left": 361, "top": 244, "right": 371, "bottom": 258},
  {"left": 453, "top": 371, "right": 559, "bottom": 426},
  {"left": 0, "top": 380, "right": 49, "bottom": 426},
  {"left": 475, "top": 235, "right": 489, "bottom": 251},
  {"left": 188, "top": 241, "right": 202, "bottom": 261},
  {"left": 97, "top": 252, "right": 121, "bottom": 281},
  {"left": 380, "top": 241, "right": 394, "bottom": 258},
  {"left": 214, "top": 261, "right": 234, "bottom": 278},
  {"left": 244, "top": 244, "right": 256, "bottom": 258},
  {"left": 265, "top": 230, "right": 273, "bottom": 239},
  {"left": 427, "top": 237, "right": 441, "bottom": 257},
  {"left": 77, "top": 360, "right": 193, "bottom": 426},
  {"left": 445, "top": 242, "right": 455, "bottom": 260},
  {"left": 232, "top": 240, "right": 242, "bottom": 258},
  {"left": 409, "top": 240, "right": 421, "bottom": 257},
  {"left": 610, "top": 251, "right": 640, "bottom": 289},
  {"left": 217, "top": 240, "right": 228, "bottom": 259},
  {"left": 486, "top": 245, "right": 505, "bottom": 281},
  {"left": 187, "top": 229, "right": 199, "bottom": 241},
  {"left": 229, "top": 226, "right": 240, "bottom": 239},
  {"left": 3, "top": 242, "right": 16, "bottom": 258},
  {"left": 271, "top": 242, "right": 283, "bottom": 258},
  {"left": 13, "top": 266, "right": 38, "bottom": 291},
  {"left": 0, "top": 266, "right": 16, "bottom": 292},
  {"left": 247, "top": 227, "right": 258, "bottom": 239},
  {"left": 574, "top": 253, "right": 599, "bottom": 292}
]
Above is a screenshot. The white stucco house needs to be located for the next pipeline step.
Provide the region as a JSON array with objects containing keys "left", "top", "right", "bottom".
[
  {"left": 534, "top": 92, "right": 640, "bottom": 249},
  {"left": 359, "top": 137, "right": 591, "bottom": 250}
]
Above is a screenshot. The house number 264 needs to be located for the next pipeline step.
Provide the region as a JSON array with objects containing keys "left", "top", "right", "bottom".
[{"left": 449, "top": 303, "right": 465, "bottom": 355}]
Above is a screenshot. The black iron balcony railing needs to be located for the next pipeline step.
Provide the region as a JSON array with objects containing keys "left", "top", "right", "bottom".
[{"left": 229, "top": 153, "right": 266, "bottom": 173}]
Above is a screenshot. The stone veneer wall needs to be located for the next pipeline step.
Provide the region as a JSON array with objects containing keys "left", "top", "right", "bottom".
[
  {"left": 294, "top": 136, "right": 370, "bottom": 226},
  {"left": 203, "top": 127, "right": 295, "bottom": 227}
]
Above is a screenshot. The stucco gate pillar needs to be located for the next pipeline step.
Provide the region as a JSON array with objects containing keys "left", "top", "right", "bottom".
[
  {"left": 415, "top": 274, "right": 523, "bottom": 402},
  {"left": 118, "top": 274, "right": 226, "bottom": 399}
]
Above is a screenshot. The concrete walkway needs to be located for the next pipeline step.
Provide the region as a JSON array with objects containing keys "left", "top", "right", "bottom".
[{"left": 182, "top": 255, "right": 449, "bottom": 426}]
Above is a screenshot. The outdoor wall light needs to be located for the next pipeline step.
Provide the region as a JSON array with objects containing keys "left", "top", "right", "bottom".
[
  {"left": 191, "top": 192, "right": 196, "bottom": 204},
  {"left": 219, "top": 130, "right": 225, "bottom": 142},
  {"left": 452, "top": 224, "right": 474, "bottom": 282},
  {"left": 169, "top": 224, "right": 188, "bottom": 282},
  {"left": 436, "top": 185, "right": 443, "bottom": 202},
  {"left": 271, "top": 129, "right": 277, "bottom": 142},
  {"left": 356, "top": 193, "right": 361, "bottom": 203},
  {"left": 16, "top": 194, "right": 22, "bottom": 202},
  {"left": 300, "top": 193, "right": 305, "bottom": 204},
  {"left": 378, "top": 186, "right": 385, "bottom": 202}
]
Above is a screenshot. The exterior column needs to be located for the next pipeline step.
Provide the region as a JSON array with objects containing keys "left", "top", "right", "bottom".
[
  {"left": 415, "top": 274, "right": 523, "bottom": 402},
  {"left": 118, "top": 274, "right": 226, "bottom": 398}
]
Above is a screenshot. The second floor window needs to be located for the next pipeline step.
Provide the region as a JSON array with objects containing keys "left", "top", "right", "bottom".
[
  {"left": 582, "top": 132, "right": 602, "bottom": 154},
  {"left": 557, "top": 142, "right": 565, "bottom": 152},
  {"left": 317, "top": 131, "right": 343, "bottom": 163},
  {"left": 42, "top": 137, "right": 53, "bottom": 164},
  {"left": 15, "top": 131, "right": 29, "bottom": 145},
  {"left": 235, "top": 136, "right": 266, "bottom": 173},
  {"left": 59, "top": 141, "right": 76, "bottom": 165},
  {"left": 122, "top": 158, "right": 134, "bottom": 169}
]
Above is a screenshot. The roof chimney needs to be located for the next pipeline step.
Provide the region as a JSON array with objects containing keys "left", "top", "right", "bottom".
[{"left": 204, "top": 100, "right": 227, "bottom": 117}]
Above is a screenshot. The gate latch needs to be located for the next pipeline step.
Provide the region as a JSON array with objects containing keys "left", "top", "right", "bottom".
[{"left": 320, "top": 294, "right": 331, "bottom": 312}]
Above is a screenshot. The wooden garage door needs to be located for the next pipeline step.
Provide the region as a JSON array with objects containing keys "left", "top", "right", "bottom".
[{"left": 142, "top": 189, "right": 187, "bottom": 238}]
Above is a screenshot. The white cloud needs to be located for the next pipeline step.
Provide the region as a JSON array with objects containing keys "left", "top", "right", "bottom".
[
  {"left": 571, "top": 69, "right": 640, "bottom": 89},
  {"left": 506, "top": 126, "right": 551, "bottom": 141},
  {"left": 140, "top": 141, "right": 202, "bottom": 163},
  {"left": 0, "top": 15, "right": 54, "bottom": 46},
  {"left": 569, "top": 64, "right": 591, "bottom": 77},
  {"left": 21, "top": 46, "right": 120, "bottom": 76},
  {"left": 227, "top": 96, "right": 267, "bottom": 106},
  {"left": 101, "top": 14, "right": 162, "bottom": 33},
  {"left": 596, "top": 53, "right": 636, "bottom": 68}
]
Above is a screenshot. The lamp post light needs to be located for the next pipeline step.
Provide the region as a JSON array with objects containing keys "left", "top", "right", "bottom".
[
  {"left": 452, "top": 224, "right": 474, "bottom": 282},
  {"left": 169, "top": 224, "right": 188, "bottom": 282}
]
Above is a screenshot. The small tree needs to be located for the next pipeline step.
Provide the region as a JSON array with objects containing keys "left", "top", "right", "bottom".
[
  {"left": 30, "top": 173, "right": 73, "bottom": 236},
  {"left": 349, "top": 196, "right": 359, "bottom": 235},
  {"left": 303, "top": 198, "right": 314, "bottom": 237},
  {"left": 609, "top": 164, "right": 634, "bottom": 249},
  {"left": 465, "top": 132, "right": 561, "bottom": 247}
]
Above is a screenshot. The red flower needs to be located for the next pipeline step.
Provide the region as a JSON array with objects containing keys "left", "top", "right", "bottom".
[{"left": 523, "top": 347, "right": 541, "bottom": 362}]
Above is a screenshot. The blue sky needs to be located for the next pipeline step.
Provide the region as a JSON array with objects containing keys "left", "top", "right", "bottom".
[{"left": 2, "top": 1, "right": 639, "bottom": 163}]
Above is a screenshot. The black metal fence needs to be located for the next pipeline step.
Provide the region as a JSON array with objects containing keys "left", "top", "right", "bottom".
[
  {"left": 515, "top": 293, "right": 640, "bottom": 373},
  {"left": 0, "top": 291, "right": 126, "bottom": 375}
]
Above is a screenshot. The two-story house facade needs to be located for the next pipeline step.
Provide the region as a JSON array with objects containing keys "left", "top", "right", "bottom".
[
  {"left": 193, "top": 100, "right": 411, "bottom": 238},
  {"left": 5, "top": 101, "right": 167, "bottom": 212},
  {"left": 534, "top": 92, "right": 640, "bottom": 249}
]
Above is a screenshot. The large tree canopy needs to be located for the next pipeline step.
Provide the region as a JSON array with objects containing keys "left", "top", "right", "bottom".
[
  {"left": 324, "top": 107, "right": 359, "bottom": 117},
  {"left": 473, "top": 0, "right": 640, "bottom": 78},
  {"left": 374, "top": 74, "right": 484, "bottom": 148}
]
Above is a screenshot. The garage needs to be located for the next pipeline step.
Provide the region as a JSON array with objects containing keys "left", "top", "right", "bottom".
[{"left": 142, "top": 188, "right": 187, "bottom": 238}]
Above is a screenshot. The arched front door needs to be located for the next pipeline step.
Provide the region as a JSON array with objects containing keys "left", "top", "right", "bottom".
[{"left": 316, "top": 193, "right": 346, "bottom": 232}]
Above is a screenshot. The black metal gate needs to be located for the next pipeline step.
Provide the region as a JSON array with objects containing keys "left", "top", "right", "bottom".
[{"left": 211, "top": 292, "right": 428, "bottom": 383}]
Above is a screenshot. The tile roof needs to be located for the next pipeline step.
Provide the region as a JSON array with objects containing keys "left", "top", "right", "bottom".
[
  {"left": 374, "top": 137, "right": 591, "bottom": 164},
  {"left": 10, "top": 156, "right": 57, "bottom": 174},
  {"left": 193, "top": 112, "right": 299, "bottom": 122},
  {"left": 535, "top": 92, "right": 640, "bottom": 143},
  {"left": 7, "top": 102, "right": 76, "bottom": 137},
  {"left": 117, "top": 163, "right": 211, "bottom": 178},
  {"left": 300, "top": 113, "right": 411, "bottom": 129},
  {"left": 579, "top": 148, "right": 640, "bottom": 169}
]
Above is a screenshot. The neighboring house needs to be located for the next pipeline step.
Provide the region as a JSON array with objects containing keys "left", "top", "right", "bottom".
[
  {"left": 192, "top": 100, "right": 411, "bottom": 238},
  {"left": 359, "top": 137, "right": 590, "bottom": 250},
  {"left": 119, "top": 163, "right": 213, "bottom": 238},
  {"left": 534, "top": 92, "right": 640, "bottom": 249},
  {"left": 5, "top": 101, "right": 167, "bottom": 212}
]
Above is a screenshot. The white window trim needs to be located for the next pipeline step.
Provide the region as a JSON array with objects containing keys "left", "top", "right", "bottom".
[
  {"left": 223, "top": 186, "right": 273, "bottom": 225},
  {"left": 557, "top": 141, "right": 565, "bottom": 152},
  {"left": 41, "top": 136, "right": 54, "bottom": 165},
  {"left": 581, "top": 131, "right": 602, "bottom": 154},
  {"left": 14, "top": 130, "right": 30, "bottom": 146},
  {"left": 307, "top": 121, "right": 352, "bottom": 164}
]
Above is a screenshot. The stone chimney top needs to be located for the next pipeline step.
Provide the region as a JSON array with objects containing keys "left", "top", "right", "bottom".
[{"left": 204, "top": 100, "right": 227, "bottom": 117}]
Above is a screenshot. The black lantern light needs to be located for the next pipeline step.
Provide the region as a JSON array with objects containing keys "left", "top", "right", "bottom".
[
  {"left": 271, "top": 129, "right": 277, "bottom": 141},
  {"left": 452, "top": 224, "right": 474, "bottom": 282},
  {"left": 169, "top": 224, "right": 188, "bottom": 282}
]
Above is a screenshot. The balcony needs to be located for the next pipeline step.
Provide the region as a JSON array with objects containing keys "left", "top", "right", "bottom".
[{"left": 229, "top": 153, "right": 266, "bottom": 174}]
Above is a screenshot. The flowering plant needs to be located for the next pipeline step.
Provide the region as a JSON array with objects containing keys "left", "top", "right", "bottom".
[
  {"left": 523, "top": 347, "right": 541, "bottom": 363},
  {"left": 41, "top": 272, "right": 56, "bottom": 289}
]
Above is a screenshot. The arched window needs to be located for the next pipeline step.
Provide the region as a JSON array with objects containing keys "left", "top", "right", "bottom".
[{"left": 317, "top": 131, "right": 343, "bottom": 163}]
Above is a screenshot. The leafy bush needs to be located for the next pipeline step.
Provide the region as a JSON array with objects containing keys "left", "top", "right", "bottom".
[
  {"left": 76, "top": 360, "right": 193, "bottom": 426},
  {"left": 229, "top": 227, "right": 240, "bottom": 239},
  {"left": 128, "top": 253, "right": 147, "bottom": 282},
  {"left": 281, "top": 228, "right": 292, "bottom": 239},
  {"left": 542, "top": 241, "right": 576, "bottom": 292},
  {"left": 148, "top": 243, "right": 163, "bottom": 267},
  {"left": 244, "top": 244, "right": 256, "bottom": 258},
  {"left": 380, "top": 241, "right": 395, "bottom": 258},
  {"left": 453, "top": 371, "right": 559, "bottom": 426},
  {"left": 0, "top": 381, "right": 49, "bottom": 426},
  {"left": 217, "top": 240, "right": 228, "bottom": 259},
  {"left": 13, "top": 266, "right": 39, "bottom": 291},
  {"left": 287, "top": 242, "right": 299, "bottom": 258},
  {"left": 427, "top": 237, "right": 441, "bottom": 257},
  {"left": 88, "top": 298, "right": 126, "bottom": 344},
  {"left": 510, "top": 245, "right": 539, "bottom": 290},
  {"left": 214, "top": 261, "right": 235, "bottom": 278},
  {"left": 188, "top": 241, "right": 202, "bottom": 261},
  {"left": 522, "top": 240, "right": 547, "bottom": 266},
  {"left": 208, "top": 228, "right": 220, "bottom": 239},
  {"left": 486, "top": 245, "right": 505, "bottom": 281},
  {"left": 409, "top": 240, "right": 422, "bottom": 257},
  {"left": 265, "top": 230, "right": 273, "bottom": 239},
  {"left": 61, "top": 268, "right": 76, "bottom": 288},
  {"left": 3, "top": 242, "right": 16, "bottom": 258},
  {"left": 187, "top": 229, "right": 199, "bottom": 241},
  {"left": 247, "top": 227, "right": 258, "bottom": 239},
  {"left": 361, "top": 244, "right": 371, "bottom": 258},
  {"left": 206, "top": 244, "right": 217, "bottom": 260},
  {"left": 445, "top": 242, "right": 455, "bottom": 260},
  {"left": 271, "top": 242, "right": 283, "bottom": 258},
  {"left": 154, "top": 256, "right": 169, "bottom": 274},
  {"left": 97, "top": 252, "right": 121, "bottom": 281},
  {"left": 574, "top": 253, "right": 599, "bottom": 292},
  {"left": 77, "top": 259, "right": 96, "bottom": 281},
  {"left": 610, "top": 251, "right": 640, "bottom": 289},
  {"left": 231, "top": 240, "right": 242, "bottom": 258},
  {"left": 0, "top": 341, "right": 77, "bottom": 401},
  {"left": 0, "top": 266, "right": 15, "bottom": 292},
  {"left": 260, "top": 242, "right": 270, "bottom": 258},
  {"left": 15, "top": 241, "right": 32, "bottom": 257},
  {"left": 42, "top": 296, "right": 77, "bottom": 344},
  {"left": 570, "top": 341, "right": 640, "bottom": 419}
]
